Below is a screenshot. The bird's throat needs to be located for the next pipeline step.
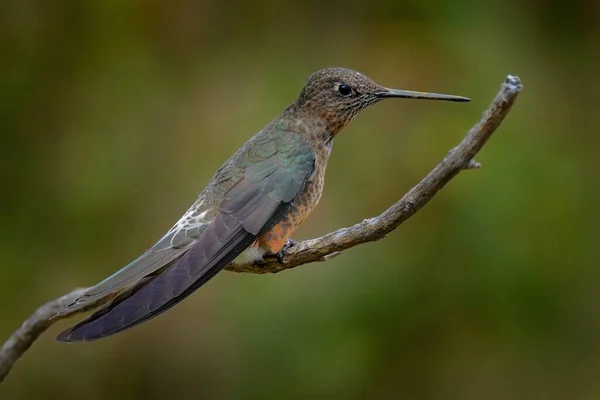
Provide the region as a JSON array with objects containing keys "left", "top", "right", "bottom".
[{"left": 318, "top": 110, "right": 352, "bottom": 137}]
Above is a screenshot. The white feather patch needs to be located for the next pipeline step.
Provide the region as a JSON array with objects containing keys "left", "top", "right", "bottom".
[{"left": 232, "top": 246, "right": 266, "bottom": 266}]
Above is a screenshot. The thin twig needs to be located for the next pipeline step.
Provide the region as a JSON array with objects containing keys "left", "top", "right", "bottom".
[{"left": 0, "top": 75, "right": 522, "bottom": 383}]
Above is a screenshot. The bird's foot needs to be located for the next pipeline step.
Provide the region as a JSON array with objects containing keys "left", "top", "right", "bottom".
[{"left": 276, "top": 239, "right": 298, "bottom": 263}]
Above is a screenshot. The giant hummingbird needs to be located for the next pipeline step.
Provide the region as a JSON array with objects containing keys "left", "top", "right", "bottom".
[{"left": 56, "top": 67, "right": 470, "bottom": 342}]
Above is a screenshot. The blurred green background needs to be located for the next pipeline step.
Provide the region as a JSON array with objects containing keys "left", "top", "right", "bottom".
[{"left": 1, "top": 0, "right": 599, "bottom": 399}]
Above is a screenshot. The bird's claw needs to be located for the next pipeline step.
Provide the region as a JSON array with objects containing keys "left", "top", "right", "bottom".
[{"left": 276, "top": 239, "right": 298, "bottom": 263}]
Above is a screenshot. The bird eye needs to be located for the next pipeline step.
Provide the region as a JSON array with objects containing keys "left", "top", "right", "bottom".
[{"left": 336, "top": 83, "right": 353, "bottom": 97}]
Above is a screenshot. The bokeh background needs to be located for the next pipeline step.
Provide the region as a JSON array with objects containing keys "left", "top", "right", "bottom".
[{"left": 2, "top": 0, "right": 599, "bottom": 399}]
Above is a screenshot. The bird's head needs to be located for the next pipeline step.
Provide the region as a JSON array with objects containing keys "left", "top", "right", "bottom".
[{"left": 295, "top": 67, "right": 470, "bottom": 137}]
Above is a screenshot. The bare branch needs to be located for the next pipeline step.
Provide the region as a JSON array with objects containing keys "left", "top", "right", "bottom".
[
  {"left": 0, "top": 75, "right": 522, "bottom": 383},
  {"left": 0, "top": 288, "right": 99, "bottom": 382}
]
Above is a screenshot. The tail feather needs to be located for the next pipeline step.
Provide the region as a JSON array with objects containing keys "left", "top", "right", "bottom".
[
  {"left": 55, "top": 276, "right": 156, "bottom": 342},
  {"left": 55, "top": 211, "right": 262, "bottom": 342}
]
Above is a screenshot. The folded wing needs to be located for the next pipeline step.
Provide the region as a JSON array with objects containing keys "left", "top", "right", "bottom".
[{"left": 56, "top": 131, "right": 315, "bottom": 342}]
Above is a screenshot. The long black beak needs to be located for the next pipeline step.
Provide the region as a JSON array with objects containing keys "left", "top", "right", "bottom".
[{"left": 376, "top": 88, "right": 470, "bottom": 102}]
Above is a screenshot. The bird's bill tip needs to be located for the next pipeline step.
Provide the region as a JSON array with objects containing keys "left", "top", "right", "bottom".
[{"left": 376, "top": 88, "right": 470, "bottom": 102}]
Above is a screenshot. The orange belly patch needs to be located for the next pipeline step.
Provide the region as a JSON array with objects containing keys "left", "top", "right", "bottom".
[
  {"left": 257, "top": 222, "right": 294, "bottom": 254},
  {"left": 256, "top": 192, "right": 317, "bottom": 254}
]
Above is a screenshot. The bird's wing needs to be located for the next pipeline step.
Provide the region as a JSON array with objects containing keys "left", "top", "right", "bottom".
[
  {"left": 58, "top": 218, "right": 209, "bottom": 315},
  {"left": 56, "top": 131, "right": 315, "bottom": 342}
]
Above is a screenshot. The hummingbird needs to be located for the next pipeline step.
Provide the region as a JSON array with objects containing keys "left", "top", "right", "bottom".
[{"left": 56, "top": 67, "right": 469, "bottom": 342}]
